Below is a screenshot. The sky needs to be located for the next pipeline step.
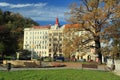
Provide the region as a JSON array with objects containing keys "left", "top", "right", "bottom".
[{"left": 0, "top": 0, "right": 79, "bottom": 25}]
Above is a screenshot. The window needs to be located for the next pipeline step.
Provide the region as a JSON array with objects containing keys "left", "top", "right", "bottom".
[
  {"left": 39, "top": 46, "right": 41, "bottom": 49},
  {"left": 59, "top": 49, "right": 62, "bottom": 52},
  {"left": 59, "top": 44, "right": 62, "bottom": 46},
  {"left": 49, "top": 38, "right": 51, "bottom": 41},
  {"left": 53, "top": 44, "right": 57, "bottom": 46},
  {"left": 49, "top": 49, "right": 52, "bottom": 52},
  {"left": 45, "top": 36, "right": 47, "bottom": 39},
  {"left": 45, "top": 46, "right": 46, "bottom": 49},
  {"left": 45, "top": 41, "right": 47, "bottom": 43},
  {"left": 49, "top": 33, "right": 52, "bottom": 36},
  {"left": 60, "top": 38, "right": 62, "bottom": 41},
  {"left": 53, "top": 38, "right": 57, "bottom": 41},
  {"left": 53, "top": 33, "right": 58, "bottom": 36},
  {"left": 59, "top": 33, "right": 62, "bottom": 35}
]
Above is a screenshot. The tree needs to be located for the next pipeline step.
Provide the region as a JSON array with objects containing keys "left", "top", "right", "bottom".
[
  {"left": 0, "top": 42, "right": 5, "bottom": 59},
  {"left": 0, "top": 9, "right": 3, "bottom": 25},
  {"left": 63, "top": 24, "right": 96, "bottom": 61},
  {"left": 66, "top": 0, "right": 120, "bottom": 64},
  {"left": 17, "top": 49, "right": 31, "bottom": 60},
  {"left": 63, "top": 24, "right": 79, "bottom": 58},
  {"left": 104, "top": 19, "right": 120, "bottom": 59},
  {"left": 0, "top": 9, "right": 39, "bottom": 57}
]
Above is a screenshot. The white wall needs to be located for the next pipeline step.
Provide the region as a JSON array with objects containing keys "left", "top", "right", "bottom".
[
  {"left": 107, "top": 59, "right": 120, "bottom": 71},
  {"left": 115, "top": 60, "right": 120, "bottom": 71}
]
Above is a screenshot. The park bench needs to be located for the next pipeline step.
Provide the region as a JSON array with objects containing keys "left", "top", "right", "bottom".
[{"left": 82, "top": 63, "right": 98, "bottom": 69}]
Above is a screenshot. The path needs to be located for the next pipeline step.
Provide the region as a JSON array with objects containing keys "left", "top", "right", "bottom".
[{"left": 0, "top": 62, "right": 106, "bottom": 71}]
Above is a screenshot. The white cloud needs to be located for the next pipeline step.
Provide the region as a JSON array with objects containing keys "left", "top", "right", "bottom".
[
  {"left": 34, "top": 3, "right": 47, "bottom": 7},
  {"left": 0, "top": 2, "right": 9, "bottom": 7},
  {"left": 0, "top": 2, "right": 68, "bottom": 22},
  {"left": 19, "top": 7, "right": 67, "bottom": 22},
  {"left": 10, "top": 4, "right": 32, "bottom": 8},
  {"left": 0, "top": 2, "right": 47, "bottom": 8}
]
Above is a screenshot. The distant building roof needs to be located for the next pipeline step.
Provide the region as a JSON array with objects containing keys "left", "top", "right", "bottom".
[
  {"left": 65, "top": 24, "right": 82, "bottom": 29},
  {"left": 32, "top": 25, "right": 51, "bottom": 29}
]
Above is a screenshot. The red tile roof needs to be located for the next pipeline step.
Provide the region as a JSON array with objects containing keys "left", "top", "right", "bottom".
[
  {"left": 65, "top": 24, "right": 82, "bottom": 29},
  {"left": 32, "top": 25, "right": 51, "bottom": 29}
]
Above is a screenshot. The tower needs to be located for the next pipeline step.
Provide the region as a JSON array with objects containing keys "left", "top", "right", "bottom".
[
  {"left": 55, "top": 17, "right": 59, "bottom": 25},
  {"left": 54, "top": 17, "right": 60, "bottom": 29}
]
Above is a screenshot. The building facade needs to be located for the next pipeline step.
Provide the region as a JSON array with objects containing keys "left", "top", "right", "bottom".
[
  {"left": 23, "top": 18, "right": 64, "bottom": 59},
  {"left": 23, "top": 26, "right": 50, "bottom": 59},
  {"left": 23, "top": 18, "right": 96, "bottom": 61},
  {"left": 64, "top": 24, "right": 96, "bottom": 61}
]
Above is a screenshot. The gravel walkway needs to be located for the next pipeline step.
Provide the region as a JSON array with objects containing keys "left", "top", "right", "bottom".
[{"left": 0, "top": 62, "right": 106, "bottom": 71}]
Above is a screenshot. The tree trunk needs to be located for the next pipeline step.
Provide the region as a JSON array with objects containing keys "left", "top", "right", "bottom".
[
  {"left": 2, "top": 53, "right": 4, "bottom": 60},
  {"left": 94, "top": 36, "right": 102, "bottom": 64}
]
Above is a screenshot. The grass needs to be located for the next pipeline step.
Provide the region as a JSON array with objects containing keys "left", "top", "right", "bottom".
[{"left": 0, "top": 69, "right": 120, "bottom": 80}]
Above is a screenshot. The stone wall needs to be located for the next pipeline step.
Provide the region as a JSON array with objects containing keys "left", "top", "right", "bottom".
[
  {"left": 3, "top": 60, "right": 41, "bottom": 68},
  {"left": 107, "top": 59, "right": 120, "bottom": 71},
  {"left": 114, "top": 60, "right": 120, "bottom": 71},
  {"left": 107, "top": 59, "right": 113, "bottom": 68}
]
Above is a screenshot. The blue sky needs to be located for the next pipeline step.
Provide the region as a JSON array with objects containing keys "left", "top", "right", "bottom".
[{"left": 0, "top": 0, "right": 79, "bottom": 25}]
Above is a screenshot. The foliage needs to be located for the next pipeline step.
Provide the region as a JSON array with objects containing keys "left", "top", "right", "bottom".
[
  {"left": 0, "top": 42, "right": 5, "bottom": 56},
  {"left": 63, "top": 24, "right": 93, "bottom": 58},
  {"left": 65, "top": 0, "right": 120, "bottom": 63},
  {"left": 0, "top": 69, "right": 120, "bottom": 80},
  {"left": 102, "top": 19, "right": 120, "bottom": 59},
  {"left": 0, "top": 9, "right": 39, "bottom": 56},
  {"left": 63, "top": 26, "right": 79, "bottom": 57},
  {"left": 18, "top": 49, "right": 31, "bottom": 60}
]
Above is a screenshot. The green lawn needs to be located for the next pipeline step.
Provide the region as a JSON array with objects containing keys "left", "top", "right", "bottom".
[{"left": 0, "top": 69, "right": 120, "bottom": 80}]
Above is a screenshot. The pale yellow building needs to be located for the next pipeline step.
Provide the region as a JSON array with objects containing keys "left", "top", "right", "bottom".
[{"left": 23, "top": 18, "right": 64, "bottom": 59}]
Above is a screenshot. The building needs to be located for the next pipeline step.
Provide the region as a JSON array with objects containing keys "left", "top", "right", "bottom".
[
  {"left": 23, "top": 26, "right": 50, "bottom": 59},
  {"left": 64, "top": 24, "right": 96, "bottom": 61},
  {"left": 23, "top": 18, "right": 64, "bottom": 59},
  {"left": 23, "top": 18, "right": 96, "bottom": 61}
]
